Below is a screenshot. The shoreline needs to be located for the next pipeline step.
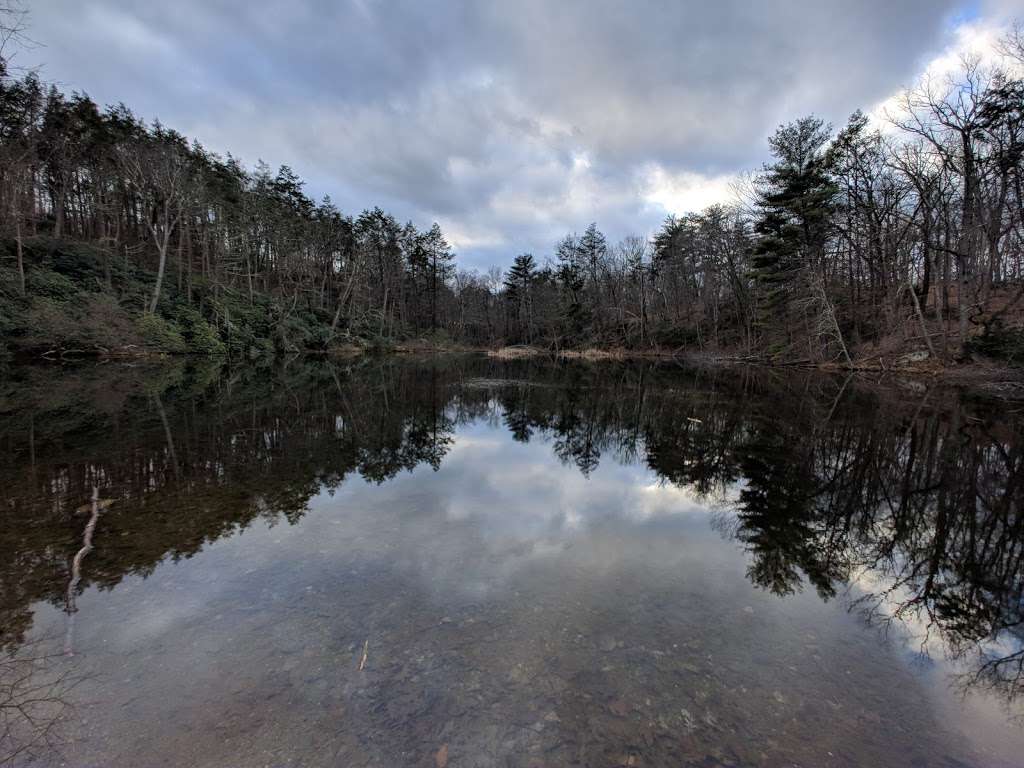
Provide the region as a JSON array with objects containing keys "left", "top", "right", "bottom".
[{"left": 11, "top": 340, "right": 1023, "bottom": 388}]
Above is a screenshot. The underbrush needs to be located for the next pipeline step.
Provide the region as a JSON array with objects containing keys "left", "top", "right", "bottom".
[{"left": 0, "top": 237, "right": 347, "bottom": 359}]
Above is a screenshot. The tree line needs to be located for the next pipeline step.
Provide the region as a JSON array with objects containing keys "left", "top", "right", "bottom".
[
  {"left": 1, "top": 26, "right": 1022, "bottom": 361},
  {"left": 500, "top": 31, "right": 1024, "bottom": 362},
  {"left": 0, "top": 64, "right": 464, "bottom": 343}
]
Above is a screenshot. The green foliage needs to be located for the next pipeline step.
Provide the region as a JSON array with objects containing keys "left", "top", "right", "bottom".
[
  {"left": 0, "top": 265, "right": 26, "bottom": 302},
  {"left": 4, "top": 60, "right": 1024, "bottom": 366},
  {"left": 363, "top": 335, "right": 396, "bottom": 355},
  {"left": 0, "top": 267, "right": 26, "bottom": 343},
  {"left": 173, "top": 307, "right": 225, "bottom": 356},
  {"left": 22, "top": 297, "right": 77, "bottom": 347},
  {"left": 41, "top": 239, "right": 114, "bottom": 286},
  {"left": 206, "top": 291, "right": 280, "bottom": 358},
  {"left": 25, "top": 269, "right": 79, "bottom": 301},
  {"left": 304, "top": 322, "right": 335, "bottom": 351},
  {"left": 0, "top": 238, "right": 359, "bottom": 357},
  {"left": 752, "top": 117, "right": 837, "bottom": 312},
  {"left": 136, "top": 313, "right": 187, "bottom": 354},
  {"left": 272, "top": 309, "right": 314, "bottom": 353},
  {"left": 250, "top": 337, "right": 277, "bottom": 360}
]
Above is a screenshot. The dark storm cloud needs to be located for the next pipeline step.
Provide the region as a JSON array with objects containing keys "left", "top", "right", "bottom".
[{"left": 29, "top": 0, "right": 979, "bottom": 268}]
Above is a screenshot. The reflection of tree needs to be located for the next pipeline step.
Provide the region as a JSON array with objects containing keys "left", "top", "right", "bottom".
[
  {"left": 725, "top": 394, "right": 1024, "bottom": 711},
  {"left": 0, "top": 358, "right": 462, "bottom": 649},
  {"left": 1, "top": 356, "right": 1023, "bottom": 711},
  {"left": 482, "top": 363, "right": 1024, "bottom": 708},
  {"left": 553, "top": 403, "right": 602, "bottom": 477},
  {"left": 735, "top": 427, "right": 840, "bottom": 599},
  {"left": 969, "top": 637, "right": 1024, "bottom": 717},
  {"left": 503, "top": 405, "right": 533, "bottom": 443},
  {"left": 0, "top": 638, "right": 80, "bottom": 763}
]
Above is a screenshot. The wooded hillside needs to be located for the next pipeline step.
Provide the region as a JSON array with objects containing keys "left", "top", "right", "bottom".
[{"left": 1, "top": 26, "right": 1022, "bottom": 365}]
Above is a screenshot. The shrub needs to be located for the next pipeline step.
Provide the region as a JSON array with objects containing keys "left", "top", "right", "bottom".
[
  {"left": 967, "top": 321, "right": 1024, "bottom": 366},
  {"left": 0, "top": 266, "right": 27, "bottom": 302},
  {"left": 75, "top": 294, "right": 141, "bottom": 350},
  {"left": 174, "top": 307, "right": 226, "bottom": 355},
  {"left": 26, "top": 269, "right": 79, "bottom": 301},
  {"left": 22, "top": 297, "right": 80, "bottom": 349},
  {"left": 136, "top": 313, "right": 187, "bottom": 354},
  {"left": 364, "top": 335, "right": 395, "bottom": 355},
  {"left": 44, "top": 240, "right": 113, "bottom": 286},
  {"left": 304, "top": 323, "right": 334, "bottom": 351}
]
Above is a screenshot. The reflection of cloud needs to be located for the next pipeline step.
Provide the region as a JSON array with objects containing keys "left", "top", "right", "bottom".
[
  {"left": 846, "top": 560, "right": 1024, "bottom": 684},
  {"left": 437, "top": 423, "right": 710, "bottom": 541},
  {"left": 24, "top": 400, "right": 1024, "bottom": 766},
  {"left": 840, "top": 565, "right": 1024, "bottom": 762}
]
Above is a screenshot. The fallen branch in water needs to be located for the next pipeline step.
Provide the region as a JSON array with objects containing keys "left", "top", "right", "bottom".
[
  {"left": 64, "top": 488, "right": 111, "bottom": 657},
  {"left": 358, "top": 639, "right": 369, "bottom": 671}
]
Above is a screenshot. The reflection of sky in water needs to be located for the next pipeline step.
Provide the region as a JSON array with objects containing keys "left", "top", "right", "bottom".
[{"left": 19, "top": 414, "right": 1024, "bottom": 768}]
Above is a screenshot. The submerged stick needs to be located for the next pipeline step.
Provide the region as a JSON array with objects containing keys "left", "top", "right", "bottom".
[
  {"left": 65, "top": 487, "right": 108, "bottom": 656},
  {"left": 358, "top": 639, "right": 369, "bottom": 671}
]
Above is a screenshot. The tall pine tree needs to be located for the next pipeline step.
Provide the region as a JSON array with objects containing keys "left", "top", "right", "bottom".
[{"left": 752, "top": 117, "right": 837, "bottom": 352}]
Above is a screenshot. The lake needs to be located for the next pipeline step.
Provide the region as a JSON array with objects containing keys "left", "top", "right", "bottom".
[{"left": 1, "top": 356, "right": 1022, "bottom": 767}]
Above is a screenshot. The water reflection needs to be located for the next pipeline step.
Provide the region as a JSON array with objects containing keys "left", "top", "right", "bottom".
[{"left": 0, "top": 356, "right": 1022, "bottom": 766}]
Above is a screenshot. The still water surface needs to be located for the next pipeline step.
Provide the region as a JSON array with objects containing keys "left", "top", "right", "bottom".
[{"left": 1, "top": 357, "right": 1023, "bottom": 767}]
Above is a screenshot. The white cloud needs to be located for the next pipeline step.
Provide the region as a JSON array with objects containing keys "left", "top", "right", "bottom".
[
  {"left": 868, "top": 15, "right": 1022, "bottom": 130},
  {"left": 639, "top": 165, "right": 739, "bottom": 218},
  {"left": 26, "top": 0, "right": 991, "bottom": 270}
]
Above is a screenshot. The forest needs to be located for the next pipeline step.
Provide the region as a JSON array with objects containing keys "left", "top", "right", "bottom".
[{"left": 1, "top": 24, "right": 1022, "bottom": 366}]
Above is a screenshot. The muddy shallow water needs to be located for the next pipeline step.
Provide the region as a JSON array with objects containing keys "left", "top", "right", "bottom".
[{"left": 1, "top": 357, "right": 1022, "bottom": 767}]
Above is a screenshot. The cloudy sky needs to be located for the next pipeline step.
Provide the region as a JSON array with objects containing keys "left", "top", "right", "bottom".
[{"left": 25, "top": 0, "right": 1023, "bottom": 271}]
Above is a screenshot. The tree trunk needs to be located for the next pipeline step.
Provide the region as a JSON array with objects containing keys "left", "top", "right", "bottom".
[
  {"left": 15, "top": 215, "right": 25, "bottom": 296},
  {"left": 149, "top": 228, "right": 171, "bottom": 314}
]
